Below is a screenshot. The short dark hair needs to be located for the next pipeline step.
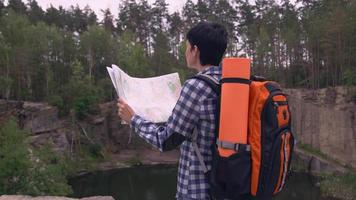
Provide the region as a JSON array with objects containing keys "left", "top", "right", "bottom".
[{"left": 186, "top": 22, "right": 228, "bottom": 66}]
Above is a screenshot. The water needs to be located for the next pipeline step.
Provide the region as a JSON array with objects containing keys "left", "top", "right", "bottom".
[
  {"left": 69, "top": 165, "right": 177, "bottom": 200},
  {"left": 69, "top": 165, "right": 336, "bottom": 200}
]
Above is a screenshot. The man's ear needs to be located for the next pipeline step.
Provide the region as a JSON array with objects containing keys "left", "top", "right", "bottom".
[
  {"left": 191, "top": 45, "right": 200, "bottom": 54},
  {"left": 189, "top": 44, "right": 196, "bottom": 52},
  {"left": 193, "top": 45, "right": 200, "bottom": 57}
]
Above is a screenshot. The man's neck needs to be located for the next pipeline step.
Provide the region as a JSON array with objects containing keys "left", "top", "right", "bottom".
[{"left": 197, "top": 64, "right": 214, "bottom": 72}]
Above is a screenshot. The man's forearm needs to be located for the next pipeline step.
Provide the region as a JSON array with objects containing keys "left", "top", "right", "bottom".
[{"left": 130, "top": 115, "right": 184, "bottom": 151}]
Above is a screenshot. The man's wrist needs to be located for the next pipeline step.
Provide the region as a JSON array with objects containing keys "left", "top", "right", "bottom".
[{"left": 129, "top": 114, "right": 140, "bottom": 129}]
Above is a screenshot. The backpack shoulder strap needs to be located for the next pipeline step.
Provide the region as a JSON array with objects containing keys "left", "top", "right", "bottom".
[
  {"left": 191, "top": 127, "right": 209, "bottom": 173},
  {"left": 250, "top": 75, "right": 267, "bottom": 82},
  {"left": 193, "top": 73, "right": 221, "bottom": 139},
  {"left": 193, "top": 74, "right": 220, "bottom": 95},
  {"left": 189, "top": 74, "right": 220, "bottom": 174}
]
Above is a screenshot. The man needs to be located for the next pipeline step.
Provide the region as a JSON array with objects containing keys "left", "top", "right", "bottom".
[{"left": 118, "top": 22, "right": 228, "bottom": 200}]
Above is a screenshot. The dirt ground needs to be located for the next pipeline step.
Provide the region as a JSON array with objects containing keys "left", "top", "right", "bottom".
[{"left": 98, "top": 148, "right": 180, "bottom": 170}]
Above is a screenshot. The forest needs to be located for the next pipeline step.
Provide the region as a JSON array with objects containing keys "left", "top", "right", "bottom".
[{"left": 0, "top": 0, "right": 356, "bottom": 117}]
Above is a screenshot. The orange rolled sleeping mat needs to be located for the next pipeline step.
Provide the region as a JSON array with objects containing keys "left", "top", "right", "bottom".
[{"left": 218, "top": 58, "right": 251, "bottom": 157}]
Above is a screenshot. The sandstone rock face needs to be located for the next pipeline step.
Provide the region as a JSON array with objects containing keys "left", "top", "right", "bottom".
[
  {"left": 0, "top": 195, "right": 114, "bottom": 200},
  {"left": 0, "top": 99, "right": 150, "bottom": 156},
  {"left": 293, "top": 148, "right": 348, "bottom": 174},
  {"left": 1, "top": 87, "right": 355, "bottom": 170},
  {"left": 81, "top": 101, "right": 151, "bottom": 153},
  {"left": 286, "top": 87, "right": 356, "bottom": 169},
  {"left": 0, "top": 100, "right": 23, "bottom": 124},
  {"left": 21, "top": 102, "right": 61, "bottom": 135},
  {"left": 17, "top": 101, "right": 70, "bottom": 153}
]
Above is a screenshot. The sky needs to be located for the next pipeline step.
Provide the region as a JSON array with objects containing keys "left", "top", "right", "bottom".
[
  {"left": 5, "top": 0, "right": 298, "bottom": 21},
  {"left": 33, "top": 0, "right": 195, "bottom": 20}
]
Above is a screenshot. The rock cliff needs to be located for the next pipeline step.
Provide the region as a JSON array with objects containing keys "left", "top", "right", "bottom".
[{"left": 287, "top": 87, "right": 356, "bottom": 169}]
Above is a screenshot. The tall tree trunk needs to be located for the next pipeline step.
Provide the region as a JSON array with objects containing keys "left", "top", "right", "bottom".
[
  {"left": 5, "top": 53, "right": 10, "bottom": 99},
  {"left": 88, "top": 47, "right": 94, "bottom": 81}
]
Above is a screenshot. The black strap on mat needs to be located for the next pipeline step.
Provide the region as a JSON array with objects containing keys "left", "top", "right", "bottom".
[{"left": 221, "top": 77, "right": 251, "bottom": 85}]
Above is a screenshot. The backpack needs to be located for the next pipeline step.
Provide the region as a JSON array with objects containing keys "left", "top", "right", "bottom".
[{"left": 192, "top": 74, "right": 295, "bottom": 200}]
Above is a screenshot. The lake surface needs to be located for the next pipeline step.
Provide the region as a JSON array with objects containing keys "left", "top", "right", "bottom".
[{"left": 69, "top": 165, "right": 337, "bottom": 200}]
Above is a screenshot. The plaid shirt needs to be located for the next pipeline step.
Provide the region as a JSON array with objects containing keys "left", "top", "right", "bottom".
[{"left": 130, "top": 66, "right": 221, "bottom": 199}]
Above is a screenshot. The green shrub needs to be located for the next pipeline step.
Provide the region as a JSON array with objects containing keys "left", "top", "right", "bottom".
[
  {"left": 343, "top": 68, "right": 356, "bottom": 86},
  {"left": 125, "top": 153, "right": 143, "bottom": 167},
  {"left": 74, "top": 93, "right": 99, "bottom": 120},
  {"left": 320, "top": 173, "right": 356, "bottom": 200},
  {"left": 352, "top": 93, "right": 356, "bottom": 103},
  {"left": 48, "top": 95, "right": 67, "bottom": 117},
  {"left": 48, "top": 60, "right": 104, "bottom": 119},
  {"left": 23, "top": 143, "right": 73, "bottom": 196},
  {"left": 87, "top": 143, "right": 103, "bottom": 159},
  {"left": 0, "top": 118, "right": 30, "bottom": 194},
  {"left": 0, "top": 118, "right": 72, "bottom": 196}
]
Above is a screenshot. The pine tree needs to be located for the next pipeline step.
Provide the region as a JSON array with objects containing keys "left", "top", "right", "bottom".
[
  {"left": 167, "top": 12, "right": 183, "bottom": 58},
  {"left": 151, "top": 0, "right": 168, "bottom": 34},
  {"left": 7, "top": 0, "right": 27, "bottom": 15},
  {"left": 117, "top": 30, "right": 153, "bottom": 77},
  {"left": 44, "top": 6, "right": 63, "bottom": 28},
  {"left": 182, "top": 0, "right": 199, "bottom": 34},
  {"left": 117, "top": 0, "right": 152, "bottom": 53},
  {"left": 101, "top": 8, "right": 115, "bottom": 34},
  {"left": 151, "top": 31, "right": 174, "bottom": 75},
  {"left": 27, "top": 0, "right": 44, "bottom": 23},
  {"left": 0, "top": 0, "right": 4, "bottom": 10},
  {"left": 68, "top": 5, "right": 88, "bottom": 33},
  {"left": 196, "top": 0, "right": 209, "bottom": 21},
  {"left": 84, "top": 5, "right": 97, "bottom": 27},
  {"left": 80, "top": 25, "right": 118, "bottom": 82}
]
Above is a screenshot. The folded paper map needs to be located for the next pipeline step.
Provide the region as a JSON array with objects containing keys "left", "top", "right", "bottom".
[{"left": 107, "top": 64, "right": 182, "bottom": 123}]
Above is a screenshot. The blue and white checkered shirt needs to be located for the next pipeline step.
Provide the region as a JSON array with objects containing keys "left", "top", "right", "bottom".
[{"left": 130, "top": 66, "right": 221, "bottom": 199}]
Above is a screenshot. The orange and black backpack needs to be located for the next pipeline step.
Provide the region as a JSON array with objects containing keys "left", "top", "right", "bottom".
[{"left": 193, "top": 73, "right": 295, "bottom": 200}]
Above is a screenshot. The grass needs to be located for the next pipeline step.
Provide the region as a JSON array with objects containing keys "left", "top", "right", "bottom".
[
  {"left": 296, "top": 142, "right": 348, "bottom": 168},
  {"left": 297, "top": 142, "right": 329, "bottom": 161},
  {"left": 320, "top": 173, "right": 356, "bottom": 200},
  {"left": 297, "top": 142, "right": 356, "bottom": 200},
  {"left": 125, "top": 153, "right": 143, "bottom": 167}
]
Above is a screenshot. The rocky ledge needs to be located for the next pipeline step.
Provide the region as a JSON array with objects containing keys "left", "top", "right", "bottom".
[{"left": 0, "top": 196, "right": 114, "bottom": 200}]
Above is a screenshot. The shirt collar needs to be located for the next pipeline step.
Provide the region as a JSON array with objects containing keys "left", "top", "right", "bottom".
[{"left": 198, "top": 66, "right": 221, "bottom": 75}]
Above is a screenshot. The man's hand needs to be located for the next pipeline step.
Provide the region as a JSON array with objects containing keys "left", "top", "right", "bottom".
[{"left": 117, "top": 98, "right": 135, "bottom": 124}]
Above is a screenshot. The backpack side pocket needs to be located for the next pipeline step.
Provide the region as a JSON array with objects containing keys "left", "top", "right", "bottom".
[{"left": 209, "top": 145, "right": 251, "bottom": 200}]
